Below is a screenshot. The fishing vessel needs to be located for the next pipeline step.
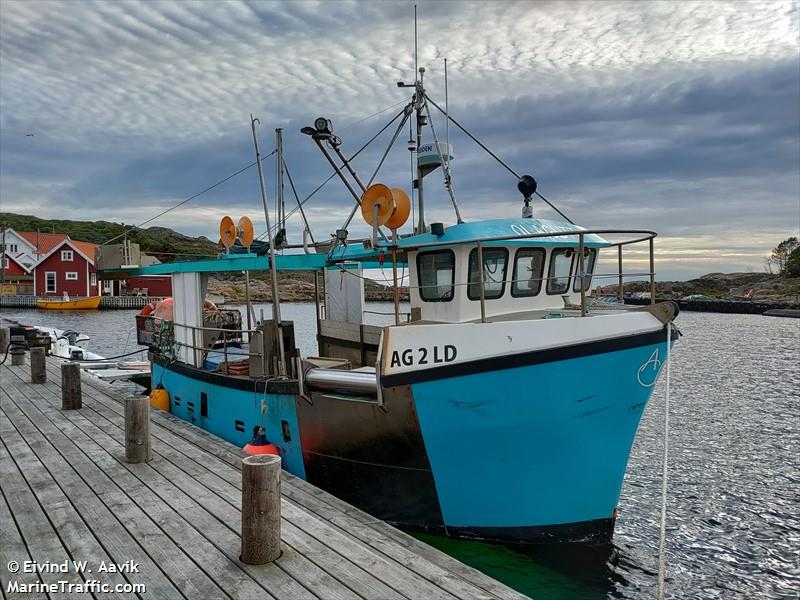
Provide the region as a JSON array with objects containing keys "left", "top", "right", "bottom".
[
  {"left": 36, "top": 293, "right": 101, "bottom": 310},
  {"left": 101, "top": 65, "right": 679, "bottom": 546}
]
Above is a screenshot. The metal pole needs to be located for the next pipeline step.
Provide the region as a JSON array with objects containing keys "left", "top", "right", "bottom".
[
  {"left": 331, "top": 145, "right": 368, "bottom": 192},
  {"left": 276, "top": 128, "right": 286, "bottom": 244},
  {"left": 315, "top": 139, "right": 363, "bottom": 207},
  {"left": 618, "top": 245, "right": 624, "bottom": 304},
  {"left": 244, "top": 270, "right": 252, "bottom": 332},
  {"left": 423, "top": 101, "right": 462, "bottom": 223},
  {"left": 250, "top": 115, "right": 286, "bottom": 377},
  {"left": 415, "top": 80, "right": 426, "bottom": 234},
  {"left": 649, "top": 237, "right": 656, "bottom": 305},
  {"left": 476, "top": 241, "right": 486, "bottom": 323},
  {"left": 579, "top": 233, "right": 586, "bottom": 317},
  {"left": 392, "top": 230, "right": 400, "bottom": 325},
  {"left": 314, "top": 270, "right": 322, "bottom": 355}
]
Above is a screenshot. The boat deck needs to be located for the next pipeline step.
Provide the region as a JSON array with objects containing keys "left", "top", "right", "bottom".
[{"left": 0, "top": 354, "right": 527, "bottom": 600}]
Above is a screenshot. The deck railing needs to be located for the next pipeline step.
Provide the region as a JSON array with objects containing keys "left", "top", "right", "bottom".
[{"left": 137, "top": 315, "right": 269, "bottom": 375}]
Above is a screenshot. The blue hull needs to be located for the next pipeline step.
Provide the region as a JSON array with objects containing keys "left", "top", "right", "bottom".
[
  {"left": 150, "top": 333, "right": 669, "bottom": 544},
  {"left": 411, "top": 341, "right": 666, "bottom": 534}
]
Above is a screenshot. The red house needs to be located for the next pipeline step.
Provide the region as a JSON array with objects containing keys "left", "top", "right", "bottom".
[
  {"left": 34, "top": 239, "right": 99, "bottom": 297},
  {"left": 1, "top": 252, "right": 34, "bottom": 295},
  {"left": 125, "top": 275, "right": 172, "bottom": 297}
]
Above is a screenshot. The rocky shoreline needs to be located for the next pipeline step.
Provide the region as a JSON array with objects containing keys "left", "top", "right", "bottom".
[
  {"left": 208, "top": 272, "right": 799, "bottom": 306},
  {"left": 207, "top": 275, "right": 408, "bottom": 304}
]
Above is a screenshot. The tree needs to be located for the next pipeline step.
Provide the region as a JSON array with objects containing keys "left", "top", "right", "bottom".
[
  {"left": 769, "top": 237, "right": 799, "bottom": 276},
  {"left": 787, "top": 246, "right": 800, "bottom": 277}
]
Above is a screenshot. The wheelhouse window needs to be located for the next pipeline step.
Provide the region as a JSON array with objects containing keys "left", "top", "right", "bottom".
[
  {"left": 547, "top": 248, "right": 575, "bottom": 295},
  {"left": 511, "top": 248, "right": 545, "bottom": 297},
  {"left": 45, "top": 272, "right": 57, "bottom": 293},
  {"left": 61, "top": 250, "right": 74, "bottom": 261},
  {"left": 417, "top": 250, "right": 455, "bottom": 302},
  {"left": 468, "top": 247, "right": 509, "bottom": 300},
  {"left": 573, "top": 248, "right": 598, "bottom": 292}
]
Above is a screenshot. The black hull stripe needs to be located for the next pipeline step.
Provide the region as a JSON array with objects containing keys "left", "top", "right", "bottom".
[
  {"left": 398, "top": 517, "right": 615, "bottom": 546},
  {"left": 381, "top": 327, "right": 678, "bottom": 387}
]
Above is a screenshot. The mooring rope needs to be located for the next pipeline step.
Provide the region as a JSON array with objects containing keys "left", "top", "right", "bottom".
[{"left": 657, "top": 321, "right": 672, "bottom": 599}]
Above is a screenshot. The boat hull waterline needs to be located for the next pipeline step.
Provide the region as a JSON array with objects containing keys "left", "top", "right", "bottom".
[{"left": 151, "top": 313, "right": 675, "bottom": 545}]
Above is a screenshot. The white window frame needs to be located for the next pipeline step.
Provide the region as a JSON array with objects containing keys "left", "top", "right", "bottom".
[
  {"left": 90, "top": 272, "right": 97, "bottom": 286},
  {"left": 61, "top": 250, "right": 74, "bottom": 261},
  {"left": 45, "top": 271, "right": 57, "bottom": 293},
  {"left": 2, "top": 257, "right": 8, "bottom": 269},
  {"left": 65, "top": 272, "right": 78, "bottom": 281}
]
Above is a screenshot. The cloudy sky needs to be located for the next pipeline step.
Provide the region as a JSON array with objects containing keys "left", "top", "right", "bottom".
[{"left": 1, "top": 0, "right": 798, "bottom": 279}]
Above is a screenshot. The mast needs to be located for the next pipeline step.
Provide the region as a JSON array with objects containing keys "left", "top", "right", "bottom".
[
  {"left": 250, "top": 115, "right": 287, "bottom": 377},
  {"left": 415, "top": 66, "right": 426, "bottom": 234}
]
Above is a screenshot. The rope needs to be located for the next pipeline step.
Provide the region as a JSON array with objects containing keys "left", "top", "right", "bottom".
[
  {"left": 427, "top": 97, "right": 574, "bottom": 224},
  {"left": 657, "top": 321, "right": 672, "bottom": 600},
  {"left": 102, "top": 150, "right": 276, "bottom": 246},
  {"left": 0, "top": 342, "right": 27, "bottom": 366},
  {"left": 48, "top": 348, "right": 147, "bottom": 362}
]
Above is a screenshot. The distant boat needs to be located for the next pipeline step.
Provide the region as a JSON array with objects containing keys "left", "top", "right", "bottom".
[{"left": 36, "top": 294, "right": 102, "bottom": 310}]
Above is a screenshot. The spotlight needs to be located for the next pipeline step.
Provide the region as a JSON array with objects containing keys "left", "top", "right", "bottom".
[
  {"left": 300, "top": 126, "right": 316, "bottom": 136},
  {"left": 314, "top": 117, "right": 332, "bottom": 134}
]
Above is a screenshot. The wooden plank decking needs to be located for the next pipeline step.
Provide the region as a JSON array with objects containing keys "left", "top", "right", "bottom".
[{"left": 0, "top": 355, "right": 528, "bottom": 600}]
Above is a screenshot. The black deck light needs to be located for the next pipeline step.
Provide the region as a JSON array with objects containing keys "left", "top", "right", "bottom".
[
  {"left": 518, "top": 175, "right": 537, "bottom": 218},
  {"left": 300, "top": 126, "right": 316, "bottom": 136},
  {"left": 314, "top": 117, "right": 332, "bottom": 135}
]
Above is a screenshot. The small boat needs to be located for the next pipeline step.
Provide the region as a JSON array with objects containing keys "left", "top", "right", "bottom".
[{"left": 36, "top": 294, "right": 102, "bottom": 310}]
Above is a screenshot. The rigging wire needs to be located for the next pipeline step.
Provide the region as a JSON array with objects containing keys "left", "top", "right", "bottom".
[
  {"left": 657, "top": 322, "right": 673, "bottom": 600},
  {"left": 102, "top": 149, "right": 276, "bottom": 246},
  {"left": 427, "top": 97, "right": 575, "bottom": 225},
  {"left": 282, "top": 158, "right": 315, "bottom": 245},
  {"left": 337, "top": 98, "right": 411, "bottom": 134}
]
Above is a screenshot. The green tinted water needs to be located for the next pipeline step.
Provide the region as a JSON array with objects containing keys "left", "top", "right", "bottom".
[{"left": 409, "top": 532, "right": 612, "bottom": 600}]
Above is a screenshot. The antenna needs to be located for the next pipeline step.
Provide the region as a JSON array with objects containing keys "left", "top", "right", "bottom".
[
  {"left": 414, "top": 4, "right": 418, "bottom": 84},
  {"left": 444, "top": 58, "right": 450, "bottom": 173}
]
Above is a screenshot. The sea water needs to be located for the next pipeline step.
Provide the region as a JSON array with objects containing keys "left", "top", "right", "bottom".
[{"left": 2, "top": 306, "right": 797, "bottom": 599}]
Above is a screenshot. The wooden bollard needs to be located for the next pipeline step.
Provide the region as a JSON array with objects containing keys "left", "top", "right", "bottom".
[
  {"left": 125, "top": 396, "right": 151, "bottom": 463},
  {"left": 30, "top": 347, "right": 46, "bottom": 383},
  {"left": 61, "top": 362, "right": 83, "bottom": 409},
  {"left": 0, "top": 327, "right": 9, "bottom": 354},
  {"left": 240, "top": 454, "right": 282, "bottom": 564},
  {"left": 10, "top": 335, "right": 25, "bottom": 365}
]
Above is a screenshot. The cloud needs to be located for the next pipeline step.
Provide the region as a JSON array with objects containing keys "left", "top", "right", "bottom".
[{"left": 1, "top": 0, "right": 798, "bottom": 278}]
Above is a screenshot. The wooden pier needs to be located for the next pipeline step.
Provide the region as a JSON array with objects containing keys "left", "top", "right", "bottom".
[{"left": 0, "top": 355, "right": 527, "bottom": 600}]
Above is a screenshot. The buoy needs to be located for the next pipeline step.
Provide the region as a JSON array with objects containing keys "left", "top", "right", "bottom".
[
  {"left": 244, "top": 426, "right": 280, "bottom": 456},
  {"left": 149, "top": 383, "right": 170, "bottom": 411}
]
